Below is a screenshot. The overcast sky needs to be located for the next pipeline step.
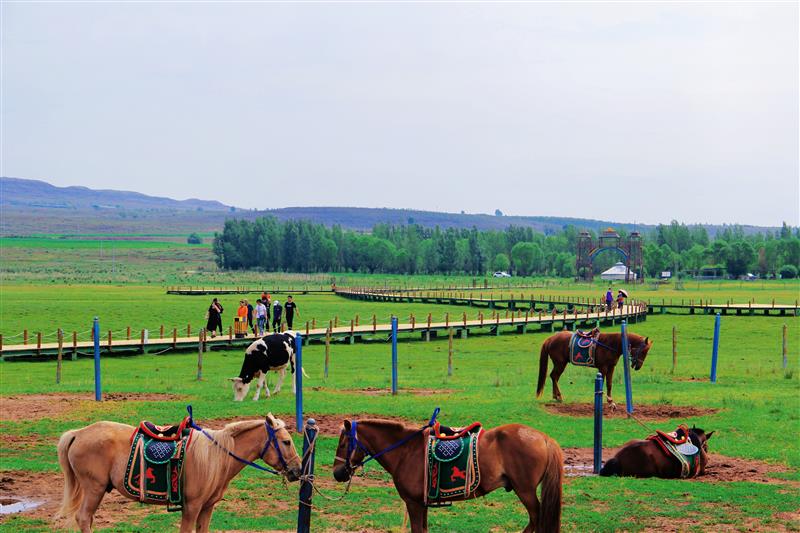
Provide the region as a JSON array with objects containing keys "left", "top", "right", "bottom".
[{"left": 2, "top": 2, "right": 798, "bottom": 226}]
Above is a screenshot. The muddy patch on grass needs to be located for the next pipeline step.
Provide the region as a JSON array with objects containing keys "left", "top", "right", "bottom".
[
  {"left": 0, "top": 470, "right": 154, "bottom": 529},
  {"left": 544, "top": 402, "right": 719, "bottom": 421},
  {"left": 0, "top": 393, "right": 183, "bottom": 421},
  {"left": 200, "top": 413, "right": 419, "bottom": 437},
  {"left": 563, "top": 447, "right": 794, "bottom": 484}
]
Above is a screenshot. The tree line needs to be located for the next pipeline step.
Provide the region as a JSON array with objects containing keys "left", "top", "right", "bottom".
[{"left": 212, "top": 217, "right": 800, "bottom": 279}]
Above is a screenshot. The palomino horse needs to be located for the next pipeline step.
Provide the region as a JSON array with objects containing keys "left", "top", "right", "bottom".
[
  {"left": 57, "top": 413, "right": 302, "bottom": 533},
  {"left": 536, "top": 331, "right": 653, "bottom": 408},
  {"left": 332, "top": 414, "right": 563, "bottom": 533},
  {"left": 600, "top": 426, "right": 714, "bottom": 478}
]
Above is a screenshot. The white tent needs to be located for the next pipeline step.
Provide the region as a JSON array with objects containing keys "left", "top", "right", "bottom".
[{"left": 600, "top": 262, "right": 637, "bottom": 281}]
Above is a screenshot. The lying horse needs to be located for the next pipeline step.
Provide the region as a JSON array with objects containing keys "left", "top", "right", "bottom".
[
  {"left": 600, "top": 425, "right": 714, "bottom": 478},
  {"left": 332, "top": 413, "right": 563, "bottom": 533},
  {"left": 536, "top": 330, "right": 653, "bottom": 408},
  {"left": 57, "top": 413, "right": 302, "bottom": 533}
]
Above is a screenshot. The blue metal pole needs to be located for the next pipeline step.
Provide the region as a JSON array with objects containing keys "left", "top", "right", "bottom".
[
  {"left": 295, "top": 333, "right": 303, "bottom": 432},
  {"left": 391, "top": 316, "right": 398, "bottom": 395},
  {"left": 297, "top": 418, "right": 317, "bottom": 533},
  {"left": 93, "top": 317, "right": 102, "bottom": 401},
  {"left": 620, "top": 320, "right": 633, "bottom": 414},
  {"left": 593, "top": 372, "right": 603, "bottom": 474},
  {"left": 710, "top": 313, "right": 721, "bottom": 383}
]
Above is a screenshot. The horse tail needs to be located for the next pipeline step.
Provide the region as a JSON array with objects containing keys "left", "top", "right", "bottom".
[
  {"left": 536, "top": 339, "right": 550, "bottom": 398},
  {"left": 57, "top": 430, "right": 82, "bottom": 524},
  {"left": 537, "top": 436, "right": 563, "bottom": 533},
  {"left": 599, "top": 457, "right": 619, "bottom": 477}
]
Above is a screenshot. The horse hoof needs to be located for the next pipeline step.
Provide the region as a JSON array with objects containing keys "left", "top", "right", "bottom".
[{"left": 609, "top": 402, "right": 618, "bottom": 411}]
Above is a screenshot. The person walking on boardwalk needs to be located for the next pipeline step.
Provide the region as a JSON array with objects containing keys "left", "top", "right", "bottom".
[
  {"left": 284, "top": 295, "right": 299, "bottom": 330},
  {"left": 617, "top": 289, "right": 628, "bottom": 309},
  {"left": 256, "top": 299, "right": 268, "bottom": 336},
  {"left": 605, "top": 287, "right": 614, "bottom": 311},
  {"left": 206, "top": 298, "right": 224, "bottom": 338},
  {"left": 272, "top": 300, "right": 283, "bottom": 332},
  {"left": 244, "top": 299, "right": 255, "bottom": 335}
]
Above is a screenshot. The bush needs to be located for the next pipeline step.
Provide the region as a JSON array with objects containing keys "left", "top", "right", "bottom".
[
  {"left": 187, "top": 233, "right": 203, "bottom": 245},
  {"left": 778, "top": 264, "right": 798, "bottom": 279}
]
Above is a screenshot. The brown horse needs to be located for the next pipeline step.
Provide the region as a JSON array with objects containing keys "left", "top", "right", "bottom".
[
  {"left": 600, "top": 426, "right": 714, "bottom": 478},
  {"left": 57, "top": 413, "right": 302, "bottom": 533},
  {"left": 536, "top": 330, "right": 653, "bottom": 408},
  {"left": 332, "top": 416, "right": 563, "bottom": 533}
]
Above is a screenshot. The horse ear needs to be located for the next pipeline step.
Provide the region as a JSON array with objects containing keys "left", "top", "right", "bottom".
[
  {"left": 692, "top": 424, "right": 696, "bottom": 429},
  {"left": 706, "top": 431, "right": 714, "bottom": 440},
  {"left": 645, "top": 337, "right": 650, "bottom": 345},
  {"left": 343, "top": 420, "right": 352, "bottom": 432}
]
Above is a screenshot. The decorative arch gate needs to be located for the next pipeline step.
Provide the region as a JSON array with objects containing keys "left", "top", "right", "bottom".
[{"left": 576, "top": 228, "right": 643, "bottom": 283}]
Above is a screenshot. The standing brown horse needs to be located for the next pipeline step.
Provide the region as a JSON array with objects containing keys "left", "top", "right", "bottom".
[
  {"left": 57, "top": 413, "right": 302, "bottom": 533},
  {"left": 600, "top": 426, "right": 714, "bottom": 478},
  {"left": 332, "top": 416, "right": 563, "bottom": 533},
  {"left": 536, "top": 330, "right": 653, "bottom": 408}
]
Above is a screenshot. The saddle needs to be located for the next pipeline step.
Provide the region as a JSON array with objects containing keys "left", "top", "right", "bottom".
[
  {"left": 424, "top": 421, "right": 483, "bottom": 507},
  {"left": 569, "top": 329, "right": 599, "bottom": 366},
  {"left": 647, "top": 424, "right": 701, "bottom": 479},
  {"left": 123, "top": 416, "right": 193, "bottom": 511}
]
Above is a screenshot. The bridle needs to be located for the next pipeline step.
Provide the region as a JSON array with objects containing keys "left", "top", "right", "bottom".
[
  {"left": 337, "top": 407, "right": 440, "bottom": 477},
  {"left": 186, "top": 405, "right": 290, "bottom": 476}
]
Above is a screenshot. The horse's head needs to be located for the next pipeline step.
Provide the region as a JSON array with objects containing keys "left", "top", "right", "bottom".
[
  {"left": 333, "top": 419, "right": 368, "bottom": 482},
  {"left": 689, "top": 425, "right": 714, "bottom": 474},
  {"left": 262, "top": 414, "right": 302, "bottom": 481},
  {"left": 630, "top": 336, "right": 653, "bottom": 371}
]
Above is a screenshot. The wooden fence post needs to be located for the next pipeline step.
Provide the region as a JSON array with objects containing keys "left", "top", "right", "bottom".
[
  {"left": 188, "top": 324, "right": 191, "bottom": 337},
  {"left": 37, "top": 332, "right": 42, "bottom": 355},
  {"left": 160, "top": 325, "right": 164, "bottom": 339},
  {"left": 140, "top": 329, "right": 146, "bottom": 353},
  {"left": 127, "top": 326, "right": 131, "bottom": 340},
  {"left": 448, "top": 328, "right": 454, "bottom": 376},
  {"left": 56, "top": 329, "right": 63, "bottom": 384},
  {"left": 672, "top": 326, "right": 677, "bottom": 374},
  {"left": 173, "top": 328, "right": 177, "bottom": 349},
  {"left": 197, "top": 329, "right": 204, "bottom": 381},
  {"left": 373, "top": 314, "right": 377, "bottom": 333},
  {"left": 325, "top": 327, "right": 331, "bottom": 379},
  {"left": 72, "top": 331, "right": 78, "bottom": 360},
  {"left": 107, "top": 330, "right": 112, "bottom": 353},
  {"left": 24, "top": 329, "right": 28, "bottom": 345}
]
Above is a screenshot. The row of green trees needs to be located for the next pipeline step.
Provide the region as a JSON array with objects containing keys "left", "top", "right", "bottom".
[{"left": 212, "top": 218, "right": 800, "bottom": 278}]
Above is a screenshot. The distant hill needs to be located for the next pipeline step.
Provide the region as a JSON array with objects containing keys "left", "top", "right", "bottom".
[
  {"left": 1, "top": 177, "right": 229, "bottom": 211},
  {"left": 0, "top": 177, "right": 780, "bottom": 236}
]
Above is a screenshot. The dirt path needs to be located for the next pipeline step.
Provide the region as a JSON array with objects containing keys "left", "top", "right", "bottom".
[
  {"left": 544, "top": 402, "right": 719, "bottom": 420},
  {"left": 0, "top": 392, "right": 182, "bottom": 421}
]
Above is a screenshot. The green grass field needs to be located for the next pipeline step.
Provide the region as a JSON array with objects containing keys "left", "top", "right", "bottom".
[{"left": 1, "top": 237, "right": 799, "bottom": 532}]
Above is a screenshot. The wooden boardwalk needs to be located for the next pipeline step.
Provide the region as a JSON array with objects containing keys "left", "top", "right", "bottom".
[
  {"left": 337, "top": 289, "right": 800, "bottom": 316},
  {"left": 0, "top": 304, "right": 648, "bottom": 359}
]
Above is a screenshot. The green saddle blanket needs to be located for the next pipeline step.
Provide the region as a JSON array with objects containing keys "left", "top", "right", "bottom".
[
  {"left": 123, "top": 417, "right": 192, "bottom": 511},
  {"left": 569, "top": 331, "right": 597, "bottom": 366},
  {"left": 425, "top": 422, "right": 482, "bottom": 506}
]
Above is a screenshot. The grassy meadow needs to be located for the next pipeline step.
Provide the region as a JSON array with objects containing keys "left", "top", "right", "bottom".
[{"left": 0, "top": 235, "right": 799, "bottom": 532}]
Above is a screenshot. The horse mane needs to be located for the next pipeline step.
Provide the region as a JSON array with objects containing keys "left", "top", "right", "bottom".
[
  {"left": 187, "top": 419, "right": 264, "bottom": 490},
  {"left": 360, "top": 419, "right": 411, "bottom": 432}
]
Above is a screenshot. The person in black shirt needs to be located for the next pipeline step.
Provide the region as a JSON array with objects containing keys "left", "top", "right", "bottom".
[{"left": 284, "top": 295, "right": 299, "bottom": 329}]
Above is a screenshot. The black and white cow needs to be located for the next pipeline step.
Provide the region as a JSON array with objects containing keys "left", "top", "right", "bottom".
[{"left": 229, "top": 331, "right": 308, "bottom": 401}]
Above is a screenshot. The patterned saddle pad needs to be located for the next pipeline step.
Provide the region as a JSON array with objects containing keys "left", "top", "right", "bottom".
[
  {"left": 123, "top": 417, "right": 192, "bottom": 510},
  {"left": 569, "top": 331, "right": 597, "bottom": 366},
  {"left": 425, "top": 423, "right": 483, "bottom": 506}
]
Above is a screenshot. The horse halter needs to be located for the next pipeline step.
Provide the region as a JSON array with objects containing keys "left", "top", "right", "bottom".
[
  {"left": 186, "top": 405, "right": 286, "bottom": 476},
  {"left": 339, "top": 407, "right": 440, "bottom": 476},
  {"left": 260, "top": 415, "right": 290, "bottom": 473}
]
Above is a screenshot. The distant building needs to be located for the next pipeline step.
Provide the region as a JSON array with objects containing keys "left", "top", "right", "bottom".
[{"left": 600, "top": 262, "right": 637, "bottom": 281}]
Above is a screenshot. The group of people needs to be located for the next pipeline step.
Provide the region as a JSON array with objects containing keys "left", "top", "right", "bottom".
[
  {"left": 205, "top": 293, "right": 300, "bottom": 338},
  {"left": 604, "top": 287, "right": 627, "bottom": 310}
]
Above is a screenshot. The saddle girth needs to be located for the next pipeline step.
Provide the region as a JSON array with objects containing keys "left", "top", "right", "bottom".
[{"left": 123, "top": 416, "right": 193, "bottom": 511}]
